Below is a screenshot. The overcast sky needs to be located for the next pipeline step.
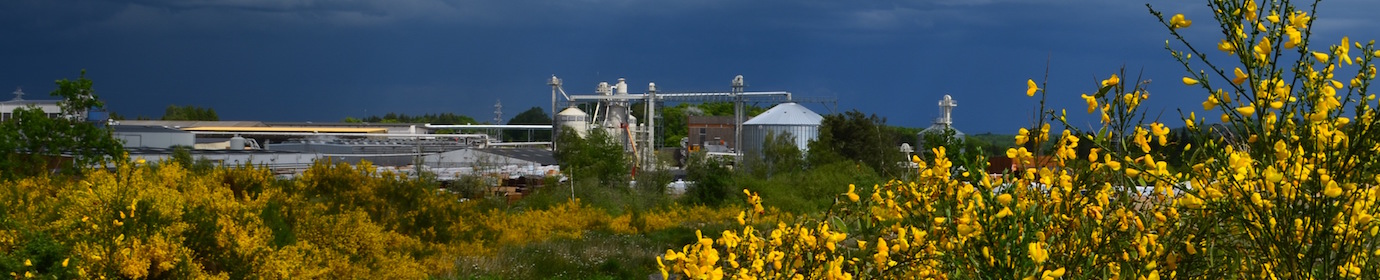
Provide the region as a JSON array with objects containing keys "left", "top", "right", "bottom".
[{"left": 3, "top": 0, "right": 1378, "bottom": 133}]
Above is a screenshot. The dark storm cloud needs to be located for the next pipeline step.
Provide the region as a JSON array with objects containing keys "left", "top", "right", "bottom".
[{"left": 2, "top": 0, "right": 1378, "bottom": 131}]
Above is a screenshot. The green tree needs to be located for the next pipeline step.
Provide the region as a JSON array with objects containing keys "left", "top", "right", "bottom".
[
  {"left": 160, "top": 104, "right": 219, "bottom": 121},
  {"left": 504, "top": 107, "right": 552, "bottom": 142},
  {"left": 169, "top": 146, "right": 216, "bottom": 174},
  {"left": 657, "top": 105, "right": 688, "bottom": 146},
  {"left": 750, "top": 130, "right": 804, "bottom": 178},
  {"left": 885, "top": 125, "right": 924, "bottom": 147},
  {"left": 553, "top": 128, "right": 628, "bottom": 186},
  {"left": 351, "top": 112, "right": 481, "bottom": 125},
  {"left": 806, "top": 110, "right": 901, "bottom": 176},
  {"left": 0, "top": 70, "right": 125, "bottom": 179},
  {"left": 682, "top": 152, "right": 734, "bottom": 206}
]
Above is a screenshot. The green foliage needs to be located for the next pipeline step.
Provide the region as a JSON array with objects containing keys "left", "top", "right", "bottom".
[
  {"left": 631, "top": 170, "right": 674, "bottom": 205},
  {"left": 351, "top": 112, "right": 480, "bottom": 125},
  {"left": 885, "top": 125, "right": 924, "bottom": 147},
  {"left": 553, "top": 128, "right": 629, "bottom": 187},
  {"left": 807, "top": 109, "right": 902, "bottom": 176},
  {"left": 740, "top": 161, "right": 885, "bottom": 214},
  {"left": 168, "top": 146, "right": 216, "bottom": 174},
  {"left": 966, "top": 132, "right": 1018, "bottom": 157},
  {"left": 917, "top": 128, "right": 990, "bottom": 167},
  {"left": 451, "top": 231, "right": 668, "bottom": 280},
  {"left": 445, "top": 175, "right": 490, "bottom": 199},
  {"left": 748, "top": 130, "right": 805, "bottom": 178},
  {"left": 0, "top": 229, "right": 77, "bottom": 278},
  {"left": 259, "top": 200, "right": 296, "bottom": 249},
  {"left": 681, "top": 152, "right": 735, "bottom": 206},
  {"left": 159, "top": 104, "right": 219, "bottom": 121},
  {"left": 503, "top": 106, "right": 552, "bottom": 142},
  {"left": 656, "top": 105, "right": 689, "bottom": 145},
  {"left": 0, "top": 70, "right": 125, "bottom": 180}
]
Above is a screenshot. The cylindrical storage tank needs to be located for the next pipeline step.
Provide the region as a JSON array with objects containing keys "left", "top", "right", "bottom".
[
  {"left": 741, "top": 102, "right": 823, "bottom": 160},
  {"left": 556, "top": 107, "right": 589, "bottom": 138},
  {"left": 229, "top": 135, "right": 246, "bottom": 150},
  {"left": 626, "top": 115, "right": 640, "bottom": 152}
]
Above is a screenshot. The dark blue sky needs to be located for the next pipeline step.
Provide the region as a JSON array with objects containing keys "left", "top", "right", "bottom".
[{"left": 3, "top": 0, "right": 1377, "bottom": 133}]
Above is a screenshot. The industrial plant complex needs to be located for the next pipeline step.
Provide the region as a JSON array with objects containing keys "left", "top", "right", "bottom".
[{"left": 6, "top": 76, "right": 968, "bottom": 197}]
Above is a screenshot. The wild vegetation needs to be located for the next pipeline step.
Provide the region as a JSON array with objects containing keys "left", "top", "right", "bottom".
[
  {"left": 661, "top": 0, "right": 1380, "bottom": 279},
  {"left": 0, "top": 71, "right": 124, "bottom": 181},
  {"left": 7, "top": 0, "right": 1377, "bottom": 279},
  {"left": 0, "top": 159, "right": 754, "bottom": 278}
]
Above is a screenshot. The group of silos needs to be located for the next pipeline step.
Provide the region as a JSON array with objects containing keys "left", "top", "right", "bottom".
[
  {"left": 552, "top": 78, "right": 824, "bottom": 164},
  {"left": 553, "top": 79, "right": 642, "bottom": 144}
]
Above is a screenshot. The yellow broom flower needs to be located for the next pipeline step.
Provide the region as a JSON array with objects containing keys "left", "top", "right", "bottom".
[
  {"left": 1026, "top": 79, "right": 1039, "bottom": 96},
  {"left": 1170, "top": 14, "right": 1192, "bottom": 29}
]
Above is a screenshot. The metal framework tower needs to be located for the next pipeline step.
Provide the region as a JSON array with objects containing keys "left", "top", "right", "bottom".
[
  {"left": 731, "top": 75, "right": 745, "bottom": 164},
  {"left": 492, "top": 99, "right": 503, "bottom": 124}
]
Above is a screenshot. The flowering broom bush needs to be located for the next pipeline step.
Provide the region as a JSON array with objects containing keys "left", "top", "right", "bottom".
[
  {"left": 0, "top": 156, "right": 745, "bottom": 278},
  {"left": 661, "top": 0, "right": 1380, "bottom": 279}
]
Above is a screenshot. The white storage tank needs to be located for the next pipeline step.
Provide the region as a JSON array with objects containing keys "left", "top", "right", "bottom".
[
  {"left": 741, "top": 102, "right": 822, "bottom": 159},
  {"left": 229, "top": 135, "right": 246, "bottom": 150},
  {"left": 555, "top": 107, "right": 589, "bottom": 137}
]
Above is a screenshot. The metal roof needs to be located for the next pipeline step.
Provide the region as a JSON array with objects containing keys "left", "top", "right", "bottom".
[
  {"left": 115, "top": 120, "right": 268, "bottom": 128},
  {"left": 743, "top": 102, "right": 822, "bottom": 126},
  {"left": 111, "top": 125, "right": 190, "bottom": 134},
  {"left": 0, "top": 99, "right": 59, "bottom": 105},
  {"left": 263, "top": 122, "right": 433, "bottom": 128},
  {"left": 181, "top": 127, "right": 389, "bottom": 133},
  {"left": 477, "top": 148, "right": 558, "bottom": 166}
]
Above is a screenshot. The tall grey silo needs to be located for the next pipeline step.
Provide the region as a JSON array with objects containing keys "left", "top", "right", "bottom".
[{"left": 740, "top": 102, "right": 823, "bottom": 161}]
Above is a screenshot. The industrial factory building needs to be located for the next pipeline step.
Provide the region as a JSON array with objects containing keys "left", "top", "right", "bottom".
[
  {"left": 112, "top": 125, "right": 195, "bottom": 149},
  {"left": 5, "top": 75, "right": 842, "bottom": 190},
  {"left": 1, "top": 88, "right": 63, "bottom": 121},
  {"left": 422, "top": 148, "right": 560, "bottom": 180}
]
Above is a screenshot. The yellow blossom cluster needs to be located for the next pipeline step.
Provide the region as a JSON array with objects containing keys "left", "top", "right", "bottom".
[
  {"left": 0, "top": 157, "right": 747, "bottom": 278},
  {"left": 663, "top": 0, "right": 1380, "bottom": 278}
]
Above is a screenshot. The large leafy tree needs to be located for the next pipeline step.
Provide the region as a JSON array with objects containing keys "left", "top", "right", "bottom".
[
  {"left": 806, "top": 109, "right": 902, "bottom": 176},
  {"left": 553, "top": 128, "right": 628, "bottom": 186},
  {"left": 0, "top": 70, "right": 125, "bottom": 179},
  {"left": 344, "top": 112, "right": 484, "bottom": 133},
  {"left": 683, "top": 152, "right": 734, "bottom": 206},
  {"left": 503, "top": 107, "right": 551, "bottom": 142},
  {"left": 350, "top": 112, "right": 479, "bottom": 124}
]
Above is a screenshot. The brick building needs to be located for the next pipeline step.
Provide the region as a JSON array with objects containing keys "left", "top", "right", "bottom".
[{"left": 687, "top": 116, "right": 737, "bottom": 151}]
